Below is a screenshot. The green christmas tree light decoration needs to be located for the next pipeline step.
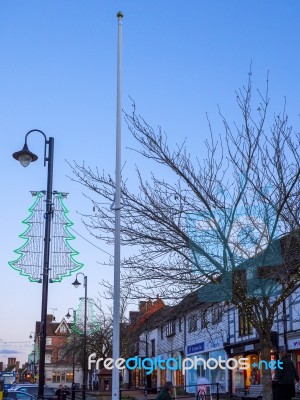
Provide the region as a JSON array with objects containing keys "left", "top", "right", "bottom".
[
  {"left": 9, "top": 192, "right": 45, "bottom": 282},
  {"left": 9, "top": 191, "right": 84, "bottom": 282},
  {"left": 73, "top": 297, "right": 98, "bottom": 334}
]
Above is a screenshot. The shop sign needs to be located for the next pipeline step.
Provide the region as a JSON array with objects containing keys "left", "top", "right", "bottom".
[
  {"left": 187, "top": 342, "right": 204, "bottom": 354},
  {"left": 206, "top": 337, "right": 223, "bottom": 351},
  {"left": 0, "top": 372, "right": 15, "bottom": 377},
  {"left": 288, "top": 338, "right": 300, "bottom": 350}
]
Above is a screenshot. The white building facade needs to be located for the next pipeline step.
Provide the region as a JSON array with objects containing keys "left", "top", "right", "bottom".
[{"left": 131, "top": 288, "right": 300, "bottom": 395}]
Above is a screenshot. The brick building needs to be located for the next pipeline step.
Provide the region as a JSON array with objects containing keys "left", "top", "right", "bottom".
[{"left": 34, "top": 314, "right": 82, "bottom": 388}]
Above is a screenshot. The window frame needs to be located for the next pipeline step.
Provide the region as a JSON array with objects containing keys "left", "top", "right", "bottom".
[
  {"left": 212, "top": 305, "right": 222, "bottom": 325},
  {"left": 188, "top": 315, "right": 197, "bottom": 333},
  {"left": 166, "top": 321, "right": 176, "bottom": 337},
  {"left": 238, "top": 311, "right": 253, "bottom": 336}
]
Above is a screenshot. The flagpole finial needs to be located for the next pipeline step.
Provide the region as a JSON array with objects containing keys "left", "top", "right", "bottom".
[{"left": 117, "top": 11, "right": 123, "bottom": 19}]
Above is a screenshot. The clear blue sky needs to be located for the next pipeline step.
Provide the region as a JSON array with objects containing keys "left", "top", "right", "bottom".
[{"left": 1, "top": 0, "right": 300, "bottom": 364}]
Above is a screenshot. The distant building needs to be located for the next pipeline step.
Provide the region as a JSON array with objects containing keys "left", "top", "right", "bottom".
[
  {"left": 33, "top": 314, "right": 81, "bottom": 388},
  {"left": 7, "top": 358, "right": 16, "bottom": 367}
]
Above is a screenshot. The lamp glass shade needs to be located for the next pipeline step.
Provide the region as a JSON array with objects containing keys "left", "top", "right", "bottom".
[{"left": 19, "top": 154, "right": 32, "bottom": 167}]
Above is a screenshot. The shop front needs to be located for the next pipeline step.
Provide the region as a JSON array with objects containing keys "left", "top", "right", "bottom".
[
  {"left": 185, "top": 338, "right": 227, "bottom": 394},
  {"left": 287, "top": 336, "right": 300, "bottom": 377},
  {"left": 155, "top": 353, "right": 169, "bottom": 389},
  {"left": 171, "top": 351, "right": 184, "bottom": 389},
  {"left": 231, "top": 353, "right": 260, "bottom": 392},
  {"left": 230, "top": 335, "right": 278, "bottom": 393},
  {"left": 127, "top": 361, "right": 157, "bottom": 389},
  {"left": 156, "top": 352, "right": 184, "bottom": 388}
]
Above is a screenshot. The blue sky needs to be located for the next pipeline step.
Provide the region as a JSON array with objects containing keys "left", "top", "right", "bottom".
[{"left": 1, "top": 0, "right": 300, "bottom": 365}]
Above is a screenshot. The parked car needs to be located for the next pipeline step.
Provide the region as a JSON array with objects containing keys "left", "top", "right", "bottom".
[
  {"left": 9, "top": 384, "right": 36, "bottom": 392},
  {"left": 16, "top": 386, "right": 56, "bottom": 400},
  {"left": 4, "top": 392, "right": 37, "bottom": 400},
  {"left": 6, "top": 386, "right": 56, "bottom": 400}
]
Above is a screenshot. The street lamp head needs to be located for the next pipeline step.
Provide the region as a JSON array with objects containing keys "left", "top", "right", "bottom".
[
  {"left": 13, "top": 143, "right": 38, "bottom": 167},
  {"left": 72, "top": 277, "right": 81, "bottom": 288},
  {"left": 66, "top": 311, "right": 71, "bottom": 319},
  {"left": 29, "top": 334, "right": 33, "bottom": 339}
]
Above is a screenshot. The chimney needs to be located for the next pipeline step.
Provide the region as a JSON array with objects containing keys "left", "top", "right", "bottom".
[
  {"left": 47, "top": 315, "right": 54, "bottom": 323},
  {"left": 155, "top": 295, "right": 164, "bottom": 307},
  {"left": 129, "top": 311, "right": 139, "bottom": 324},
  {"left": 139, "top": 301, "right": 147, "bottom": 313},
  {"left": 146, "top": 298, "right": 152, "bottom": 309}
]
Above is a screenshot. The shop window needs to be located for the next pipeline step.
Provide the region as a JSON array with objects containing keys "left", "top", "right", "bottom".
[
  {"left": 196, "top": 357, "right": 208, "bottom": 379},
  {"left": 52, "top": 371, "right": 72, "bottom": 383},
  {"left": 247, "top": 354, "right": 260, "bottom": 386},
  {"left": 166, "top": 321, "right": 176, "bottom": 337},
  {"left": 160, "top": 368, "right": 166, "bottom": 386},
  {"left": 175, "top": 369, "right": 184, "bottom": 387},
  {"left": 239, "top": 312, "right": 253, "bottom": 336},
  {"left": 66, "top": 372, "right": 73, "bottom": 383},
  {"left": 188, "top": 315, "right": 197, "bottom": 332},
  {"left": 52, "top": 372, "right": 60, "bottom": 383}
]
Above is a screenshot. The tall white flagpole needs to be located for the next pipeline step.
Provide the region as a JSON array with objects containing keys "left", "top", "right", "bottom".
[{"left": 112, "top": 11, "right": 123, "bottom": 400}]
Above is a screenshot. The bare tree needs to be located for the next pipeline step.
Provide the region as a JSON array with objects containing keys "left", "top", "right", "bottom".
[
  {"left": 69, "top": 73, "right": 300, "bottom": 400},
  {"left": 62, "top": 303, "right": 113, "bottom": 375},
  {"left": 62, "top": 288, "right": 133, "bottom": 380}
]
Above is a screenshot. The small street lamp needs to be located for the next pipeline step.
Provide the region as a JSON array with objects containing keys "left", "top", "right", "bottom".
[
  {"left": 72, "top": 273, "right": 87, "bottom": 400},
  {"left": 13, "top": 130, "right": 54, "bottom": 400},
  {"left": 29, "top": 332, "right": 37, "bottom": 381},
  {"left": 66, "top": 308, "right": 77, "bottom": 400}
]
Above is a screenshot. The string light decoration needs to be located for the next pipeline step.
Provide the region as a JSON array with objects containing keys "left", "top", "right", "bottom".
[{"left": 9, "top": 191, "right": 83, "bottom": 282}]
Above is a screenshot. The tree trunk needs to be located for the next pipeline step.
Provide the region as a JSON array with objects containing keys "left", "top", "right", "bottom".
[{"left": 260, "top": 331, "right": 273, "bottom": 400}]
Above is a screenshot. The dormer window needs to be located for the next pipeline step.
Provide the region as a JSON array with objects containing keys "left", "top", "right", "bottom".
[
  {"left": 55, "top": 319, "right": 70, "bottom": 335},
  {"left": 212, "top": 305, "right": 222, "bottom": 325},
  {"left": 166, "top": 321, "right": 176, "bottom": 337}
]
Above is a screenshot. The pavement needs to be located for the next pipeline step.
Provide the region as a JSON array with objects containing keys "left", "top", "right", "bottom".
[
  {"left": 79, "top": 390, "right": 193, "bottom": 400},
  {"left": 73, "top": 390, "right": 229, "bottom": 400}
]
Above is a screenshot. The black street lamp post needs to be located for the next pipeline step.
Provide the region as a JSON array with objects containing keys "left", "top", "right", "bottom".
[
  {"left": 66, "top": 308, "right": 77, "bottom": 400},
  {"left": 13, "top": 130, "right": 54, "bottom": 399},
  {"left": 72, "top": 273, "right": 87, "bottom": 400}
]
